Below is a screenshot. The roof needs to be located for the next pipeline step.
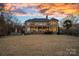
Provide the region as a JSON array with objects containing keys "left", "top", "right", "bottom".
[
  {"left": 50, "top": 18, "right": 58, "bottom": 21},
  {"left": 25, "top": 17, "right": 59, "bottom": 23},
  {"left": 26, "top": 18, "right": 49, "bottom": 22}
]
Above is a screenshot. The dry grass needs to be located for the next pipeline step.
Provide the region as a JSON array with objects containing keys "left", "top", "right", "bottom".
[{"left": 0, "top": 35, "right": 79, "bottom": 56}]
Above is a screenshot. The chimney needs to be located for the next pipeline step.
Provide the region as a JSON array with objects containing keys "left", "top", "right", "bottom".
[{"left": 46, "top": 15, "right": 48, "bottom": 20}]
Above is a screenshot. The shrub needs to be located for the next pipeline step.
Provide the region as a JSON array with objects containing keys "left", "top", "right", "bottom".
[{"left": 64, "top": 28, "right": 79, "bottom": 36}]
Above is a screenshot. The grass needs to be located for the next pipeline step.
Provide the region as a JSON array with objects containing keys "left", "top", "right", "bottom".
[{"left": 0, "top": 34, "right": 79, "bottom": 56}]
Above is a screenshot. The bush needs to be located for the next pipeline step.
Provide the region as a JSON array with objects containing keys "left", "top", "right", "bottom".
[
  {"left": 44, "top": 31, "right": 53, "bottom": 34},
  {"left": 64, "top": 28, "right": 79, "bottom": 36}
]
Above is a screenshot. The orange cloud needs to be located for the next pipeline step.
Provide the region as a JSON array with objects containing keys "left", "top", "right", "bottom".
[
  {"left": 3, "top": 3, "right": 40, "bottom": 11},
  {"left": 38, "top": 3, "right": 79, "bottom": 15},
  {"left": 2, "top": 3, "right": 79, "bottom": 16},
  {"left": 4, "top": 3, "right": 12, "bottom": 11}
]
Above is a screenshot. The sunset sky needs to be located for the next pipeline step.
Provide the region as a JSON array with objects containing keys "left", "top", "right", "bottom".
[{"left": 0, "top": 3, "right": 79, "bottom": 24}]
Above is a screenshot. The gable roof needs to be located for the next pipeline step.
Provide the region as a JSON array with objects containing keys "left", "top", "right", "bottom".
[
  {"left": 50, "top": 18, "right": 58, "bottom": 21},
  {"left": 26, "top": 18, "right": 49, "bottom": 22},
  {"left": 25, "top": 17, "right": 59, "bottom": 23}
]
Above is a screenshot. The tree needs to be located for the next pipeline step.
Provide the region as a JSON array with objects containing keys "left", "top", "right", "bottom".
[
  {"left": 63, "top": 20, "right": 72, "bottom": 29},
  {"left": 60, "top": 15, "right": 79, "bottom": 28},
  {"left": 0, "top": 5, "right": 15, "bottom": 35},
  {"left": 0, "top": 4, "right": 22, "bottom": 35},
  {"left": 0, "top": 13, "right": 9, "bottom": 35}
]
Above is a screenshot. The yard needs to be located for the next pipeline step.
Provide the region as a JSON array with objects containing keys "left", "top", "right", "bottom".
[{"left": 0, "top": 34, "right": 79, "bottom": 56}]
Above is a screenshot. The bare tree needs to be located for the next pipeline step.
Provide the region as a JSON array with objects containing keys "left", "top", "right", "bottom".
[{"left": 60, "top": 15, "right": 79, "bottom": 28}]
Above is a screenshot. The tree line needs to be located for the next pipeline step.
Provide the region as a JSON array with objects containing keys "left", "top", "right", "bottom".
[{"left": 0, "top": 10, "right": 24, "bottom": 36}]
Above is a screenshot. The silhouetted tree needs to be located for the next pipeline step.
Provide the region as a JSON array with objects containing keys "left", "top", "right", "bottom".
[{"left": 63, "top": 20, "right": 72, "bottom": 29}]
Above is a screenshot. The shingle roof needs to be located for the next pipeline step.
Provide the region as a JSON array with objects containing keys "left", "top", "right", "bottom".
[
  {"left": 25, "top": 17, "right": 59, "bottom": 23},
  {"left": 51, "top": 18, "right": 58, "bottom": 21},
  {"left": 26, "top": 18, "right": 49, "bottom": 22}
]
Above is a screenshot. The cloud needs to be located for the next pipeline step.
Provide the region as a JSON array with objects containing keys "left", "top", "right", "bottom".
[
  {"left": 3, "top": 3, "right": 40, "bottom": 11},
  {"left": 0, "top": 3, "right": 4, "bottom": 7},
  {"left": 0, "top": 3, "right": 79, "bottom": 17},
  {"left": 38, "top": 3, "right": 79, "bottom": 15},
  {"left": 11, "top": 8, "right": 26, "bottom": 14},
  {"left": 0, "top": 3, "right": 41, "bottom": 16}
]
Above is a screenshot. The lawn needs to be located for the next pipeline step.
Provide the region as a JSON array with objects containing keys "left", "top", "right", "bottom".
[{"left": 0, "top": 35, "right": 79, "bottom": 56}]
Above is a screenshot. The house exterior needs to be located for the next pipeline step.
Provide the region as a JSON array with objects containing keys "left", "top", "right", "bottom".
[{"left": 24, "top": 16, "right": 59, "bottom": 34}]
